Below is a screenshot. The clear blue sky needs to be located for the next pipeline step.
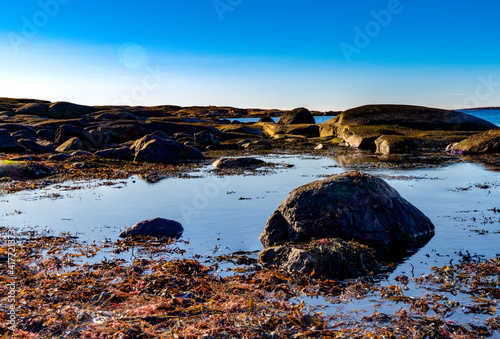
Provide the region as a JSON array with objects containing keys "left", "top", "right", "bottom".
[{"left": 1, "top": 0, "right": 499, "bottom": 110}]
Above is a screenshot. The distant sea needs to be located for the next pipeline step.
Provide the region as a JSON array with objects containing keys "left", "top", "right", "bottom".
[{"left": 461, "top": 109, "right": 500, "bottom": 127}]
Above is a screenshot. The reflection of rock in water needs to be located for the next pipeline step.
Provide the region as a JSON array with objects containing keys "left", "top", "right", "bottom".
[{"left": 331, "top": 154, "right": 456, "bottom": 169}]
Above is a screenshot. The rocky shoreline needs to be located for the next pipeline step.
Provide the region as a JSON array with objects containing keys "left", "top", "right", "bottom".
[{"left": 1, "top": 97, "right": 500, "bottom": 337}]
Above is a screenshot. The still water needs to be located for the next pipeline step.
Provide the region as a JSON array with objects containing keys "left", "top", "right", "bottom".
[
  {"left": 2, "top": 153, "right": 500, "bottom": 326},
  {"left": 2, "top": 155, "right": 499, "bottom": 265}
]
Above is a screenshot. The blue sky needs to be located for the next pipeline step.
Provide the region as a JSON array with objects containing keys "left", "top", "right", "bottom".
[{"left": 1, "top": 0, "right": 499, "bottom": 110}]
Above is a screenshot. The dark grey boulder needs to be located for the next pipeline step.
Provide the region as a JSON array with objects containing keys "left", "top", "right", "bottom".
[
  {"left": 11, "top": 130, "right": 34, "bottom": 140},
  {"left": 131, "top": 134, "right": 205, "bottom": 164},
  {"left": 213, "top": 157, "right": 266, "bottom": 169},
  {"left": 278, "top": 108, "right": 315, "bottom": 125},
  {"left": 18, "top": 139, "right": 55, "bottom": 154},
  {"left": 0, "top": 129, "right": 27, "bottom": 154},
  {"left": 119, "top": 217, "right": 184, "bottom": 238},
  {"left": 97, "top": 124, "right": 149, "bottom": 143},
  {"left": 449, "top": 129, "right": 500, "bottom": 154},
  {"left": 259, "top": 238, "right": 380, "bottom": 279},
  {"left": 194, "top": 130, "right": 220, "bottom": 147},
  {"left": 259, "top": 117, "right": 275, "bottom": 123},
  {"left": 94, "top": 147, "right": 133, "bottom": 161},
  {"left": 37, "top": 129, "right": 56, "bottom": 142},
  {"left": 260, "top": 171, "right": 435, "bottom": 249},
  {"left": 49, "top": 153, "right": 72, "bottom": 161},
  {"left": 54, "top": 125, "right": 93, "bottom": 149},
  {"left": 55, "top": 137, "right": 84, "bottom": 153},
  {"left": 0, "top": 161, "right": 54, "bottom": 180}
]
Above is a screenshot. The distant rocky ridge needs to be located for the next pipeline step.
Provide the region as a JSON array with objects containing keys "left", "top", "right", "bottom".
[{"left": 0, "top": 98, "right": 498, "bottom": 170}]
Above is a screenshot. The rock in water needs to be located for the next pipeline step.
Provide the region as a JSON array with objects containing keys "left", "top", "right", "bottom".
[
  {"left": 449, "top": 128, "right": 500, "bottom": 154},
  {"left": 213, "top": 157, "right": 266, "bottom": 169},
  {"left": 259, "top": 238, "right": 380, "bottom": 279},
  {"left": 119, "top": 218, "right": 184, "bottom": 238},
  {"left": 278, "top": 107, "right": 315, "bottom": 125},
  {"left": 259, "top": 171, "right": 434, "bottom": 249}
]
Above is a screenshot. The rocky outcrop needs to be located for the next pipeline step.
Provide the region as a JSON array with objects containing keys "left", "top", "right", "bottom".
[
  {"left": 47, "top": 102, "right": 98, "bottom": 119},
  {"left": 320, "top": 105, "right": 498, "bottom": 151},
  {"left": 97, "top": 124, "right": 150, "bottom": 144},
  {"left": 260, "top": 171, "right": 435, "bottom": 249},
  {"left": 332, "top": 105, "right": 497, "bottom": 131},
  {"left": 375, "top": 135, "right": 422, "bottom": 155},
  {"left": 448, "top": 129, "right": 500, "bottom": 154},
  {"left": 213, "top": 157, "right": 266, "bottom": 169},
  {"left": 119, "top": 217, "right": 184, "bottom": 238},
  {"left": 16, "top": 103, "right": 50, "bottom": 116},
  {"left": 0, "top": 129, "right": 27, "bottom": 154},
  {"left": 278, "top": 108, "right": 315, "bottom": 125},
  {"left": 258, "top": 238, "right": 380, "bottom": 279},
  {"left": 131, "top": 134, "right": 205, "bottom": 164}
]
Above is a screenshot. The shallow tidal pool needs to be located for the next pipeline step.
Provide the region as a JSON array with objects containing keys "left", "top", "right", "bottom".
[{"left": 2, "top": 153, "right": 500, "bottom": 327}]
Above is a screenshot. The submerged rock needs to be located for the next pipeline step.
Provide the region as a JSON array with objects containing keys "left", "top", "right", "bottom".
[
  {"left": 260, "top": 171, "right": 435, "bottom": 249},
  {"left": 119, "top": 217, "right": 184, "bottom": 238},
  {"left": 213, "top": 157, "right": 266, "bottom": 169},
  {"left": 449, "top": 129, "right": 500, "bottom": 154},
  {"left": 259, "top": 238, "right": 380, "bottom": 279}
]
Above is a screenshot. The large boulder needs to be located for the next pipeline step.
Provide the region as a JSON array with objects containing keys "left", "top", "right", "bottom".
[
  {"left": 260, "top": 171, "right": 434, "bottom": 249},
  {"left": 194, "top": 130, "right": 220, "bottom": 147},
  {"left": 55, "top": 137, "right": 84, "bottom": 152},
  {"left": 0, "top": 129, "right": 27, "bottom": 154},
  {"left": 278, "top": 108, "right": 315, "bottom": 125},
  {"left": 329, "top": 105, "right": 497, "bottom": 131},
  {"left": 448, "top": 129, "right": 500, "bottom": 154},
  {"left": 119, "top": 217, "right": 184, "bottom": 238},
  {"left": 213, "top": 157, "right": 266, "bottom": 169},
  {"left": 18, "top": 139, "right": 55, "bottom": 154},
  {"left": 259, "top": 238, "right": 380, "bottom": 279},
  {"left": 131, "top": 134, "right": 205, "bottom": 164}
]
